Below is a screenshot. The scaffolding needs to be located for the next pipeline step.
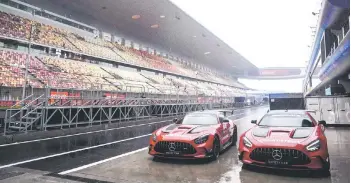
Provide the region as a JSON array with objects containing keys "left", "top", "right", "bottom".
[{"left": 4, "top": 91, "right": 237, "bottom": 135}]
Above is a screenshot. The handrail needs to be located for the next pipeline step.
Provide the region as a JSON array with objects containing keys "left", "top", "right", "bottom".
[
  {"left": 21, "top": 101, "right": 45, "bottom": 118},
  {"left": 10, "top": 94, "right": 33, "bottom": 108},
  {"left": 6, "top": 94, "right": 45, "bottom": 120},
  {"left": 8, "top": 99, "right": 44, "bottom": 120},
  {"left": 23, "top": 94, "right": 45, "bottom": 109}
]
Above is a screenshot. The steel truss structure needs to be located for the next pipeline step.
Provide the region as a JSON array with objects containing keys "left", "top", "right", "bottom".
[{"left": 4, "top": 94, "right": 237, "bottom": 135}]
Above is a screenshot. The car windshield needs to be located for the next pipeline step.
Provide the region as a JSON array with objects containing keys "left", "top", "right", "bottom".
[
  {"left": 258, "top": 114, "right": 314, "bottom": 127},
  {"left": 181, "top": 114, "right": 218, "bottom": 125}
]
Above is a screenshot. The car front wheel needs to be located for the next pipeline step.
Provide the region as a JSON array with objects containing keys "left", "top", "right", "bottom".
[
  {"left": 231, "top": 128, "right": 237, "bottom": 146},
  {"left": 211, "top": 136, "right": 220, "bottom": 161}
]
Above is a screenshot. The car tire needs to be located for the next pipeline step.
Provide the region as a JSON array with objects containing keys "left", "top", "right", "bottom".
[
  {"left": 231, "top": 128, "right": 237, "bottom": 146},
  {"left": 211, "top": 136, "right": 220, "bottom": 161},
  {"left": 321, "top": 156, "right": 331, "bottom": 175},
  {"left": 242, "top": 163, "right": 251, "bottom": 170},
  {"left": 312, "top": 156, "right": 330, "bottom": 177},
  {"left": 152, "top": 156, "right": 161, "bottom": 162}
]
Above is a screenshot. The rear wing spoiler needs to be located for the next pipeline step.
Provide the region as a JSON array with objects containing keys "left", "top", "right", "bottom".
[
  {"left": 266, "top": 109, "right": 317, "bottom": 114},
  {"left": 305, "top": 110, "right": 317, "bottom": 114},
  {"left": 217, "top": 110, "right": 234, "bottom": 116}
]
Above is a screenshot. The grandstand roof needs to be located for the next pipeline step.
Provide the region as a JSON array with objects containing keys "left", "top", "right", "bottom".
[{"left": 22, "top": 0, "right": 258, "bottom": 74}]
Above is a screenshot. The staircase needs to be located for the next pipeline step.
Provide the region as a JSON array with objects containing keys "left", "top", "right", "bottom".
[
  {"left": 5, "top": 94, "right": 45, "bottom": 133},
  {"left": 145, "top": 82, "right": 164, "bottom": 94},
  {"left": 100, "top": 67, "right": 123, "bottom": 79},
  {"left": 108, "top": 43, "right": 129, "bottom": 63},
  {"left": 63, "top": 35, "right": 82, "bottom": 52},
  {"left": 140, "top": 73, "right": 159, "bottom": 84}
]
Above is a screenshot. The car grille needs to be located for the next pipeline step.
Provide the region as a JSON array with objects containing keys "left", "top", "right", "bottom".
[
  {"left": 154, "top": 141, "right": 197, "bottom": 154},
  {"left": 249, "top": 148, "right": 311, "bottom": 165}
]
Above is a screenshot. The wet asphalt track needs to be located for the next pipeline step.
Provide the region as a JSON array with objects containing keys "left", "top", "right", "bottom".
[{"left": 0, "top": 106, "right": 349, "bottom": 183}]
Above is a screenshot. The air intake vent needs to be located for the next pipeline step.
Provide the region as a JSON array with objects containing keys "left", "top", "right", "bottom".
[
  {"left": 249, "top": 148, "right": 310, "bottom": 165},
  {"left": 178, "top": 127, "right": 191, "bottom": 129},
  {"left": 154, "top": 141, "right": 196, "bottom": 154}
]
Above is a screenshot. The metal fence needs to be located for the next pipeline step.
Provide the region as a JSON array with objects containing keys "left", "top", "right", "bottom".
[{"left": 3, "top": 93, "right": 243, "bottom": 134}]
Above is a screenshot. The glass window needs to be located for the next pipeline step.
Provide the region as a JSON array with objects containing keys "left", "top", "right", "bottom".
[
  {"left": 62, "top": 19, "right": 70, "bottom": 25},
  {"left": 0, "top": 0, "right": 10, "bottom": 5},
  {"left": 181, "top": 114, "right": 218, "bottom": 125},
  {"left": 8, "top": 0, "right": 17, "bottom": 8},
  {"left": 18, "top": 4, "right": 28, "bottom": 11},
  {"left": 34, "top": 10, "right": 41, "bottom": 16},
  {"left": 258, "top": 114, "right": 314, "bottom": 127}
]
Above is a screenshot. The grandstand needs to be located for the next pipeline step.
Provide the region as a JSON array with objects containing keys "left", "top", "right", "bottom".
[{"left": 0, "top": 0, "right": 257, "bottom": 133}]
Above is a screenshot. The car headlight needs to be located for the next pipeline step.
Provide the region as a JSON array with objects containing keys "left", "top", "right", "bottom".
[
  {"left": 243, "top": 136, "right": 252, "bottom": 148},
  {"left": 194, "top": 135, "right": 209, "bottom": 144},
  {"left": 306, "top": 139, "right": 321, "bottom": 152},
  {"left": 152, "top": 134, "right": 157, "bottom": 142}
]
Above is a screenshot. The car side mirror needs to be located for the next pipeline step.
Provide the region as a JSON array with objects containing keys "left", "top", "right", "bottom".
[
  {"left": 251, "top": 120, "right": 257, "bottom": 124},
  {"left": 173, "top": 118, "right": 178, "bottom": 123},
  {"left": 222, "top": 119, "right": 230, "bottom": 123},
  {"left": 318, "top": 120, "right": 327, "bottom": 127}
]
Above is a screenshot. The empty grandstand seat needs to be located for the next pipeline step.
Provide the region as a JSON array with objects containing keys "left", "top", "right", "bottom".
[{"left": 0, "top": 10, "right": 248, "bottom": 99}]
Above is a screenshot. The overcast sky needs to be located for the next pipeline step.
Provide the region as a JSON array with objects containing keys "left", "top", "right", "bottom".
[{"left": 171, "top": 0, "right": 322, "bottom": 92}]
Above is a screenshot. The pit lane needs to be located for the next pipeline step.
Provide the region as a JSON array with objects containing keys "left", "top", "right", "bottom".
[{"left": 0, "top": 106, "right": 349, "bottom": 183}]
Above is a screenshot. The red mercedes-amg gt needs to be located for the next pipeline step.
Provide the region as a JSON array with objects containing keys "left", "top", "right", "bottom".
[
  {"left": 238, "top": 110, "right": 330, "bottom": 172},
  {"left": 149, "top": 110, "right": 237, "bottom": 160}
]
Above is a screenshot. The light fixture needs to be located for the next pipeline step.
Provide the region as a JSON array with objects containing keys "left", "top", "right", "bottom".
[
  {"left": 193, "top": 35, "right": 197, "bottom": 38},
  {"left": 150, "top": 24, "right": 159, "bottom": 28},
  {"left": 204, "top": 52, "right": 211, "bottom": 55},
  {"left": 160, "top": 15, "right": 165, "bottom": 18},
  {"left": 132, "top": 15, "right": 141, "bottom": 19}
]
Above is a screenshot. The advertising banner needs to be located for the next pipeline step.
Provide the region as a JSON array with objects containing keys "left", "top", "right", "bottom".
[
  {"left": 0, "top": 100, "right": 16, "bottom": 107},
  {"left": 259, "top": 69, "right": 301, "bottom": 76},
  {"left": 104, "top": 93, "right": 126, "bottom": 99},
  {"left": 50, "top": 91, "right": 81, "bottom": 105}
]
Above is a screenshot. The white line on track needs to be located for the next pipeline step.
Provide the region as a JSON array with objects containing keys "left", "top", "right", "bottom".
[
  {"left": 58, "top": 147, "right": 148, "bottom": 175},
  {"left": 0, "top": 107, "right": 264, "bottom": 170},
  {"left": 0, "top": 134, "right": 151, "bottom": 170},
  {"left": 57, "top": 114, "right": 257, "bottom": 175},
  {"left": 0, "top": 107, "right": 260, "bottom": 147},
  {"left": 0, "top": 120, "right": 171, "bottom": 147}
]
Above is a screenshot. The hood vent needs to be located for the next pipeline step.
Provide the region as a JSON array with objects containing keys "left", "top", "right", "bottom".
[
  {"left": 252, "top": 127, "right": 269, "bottom": 137},
  {"left": 188, "top": 125, "right": 209, "bottom": 134},
  {"left": 178, "top": 126, "right": 192, "bottom": 130},
  {"left": 165, "top": 124, "right": 178, "bottom": 131},
  {"left": 292, "top": 128, "right": 313, "bottom": 139}
]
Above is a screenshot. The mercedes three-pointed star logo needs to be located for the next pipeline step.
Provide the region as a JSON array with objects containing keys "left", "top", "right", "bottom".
[
  {"left": 272, "top": 150, "right": 283, "bottom": 160},
  {"left": 168, "top": 142, "right": 176, "bottom": 152}
]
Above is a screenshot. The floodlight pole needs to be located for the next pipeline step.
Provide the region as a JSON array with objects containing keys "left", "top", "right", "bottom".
[{"left": 22, "top": 21, "right": 35, "bottom": 100}]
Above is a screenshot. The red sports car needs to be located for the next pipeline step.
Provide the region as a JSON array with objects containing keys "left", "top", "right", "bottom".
[
  {"left": 149, "top": 110, "right": 237, "bottom": 160},
  {"left": 238, "top": 110, "right": 330, "bottom": 172}
]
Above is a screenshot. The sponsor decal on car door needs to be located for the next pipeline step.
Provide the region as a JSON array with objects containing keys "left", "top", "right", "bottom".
[{"left": 219, "top": 117, "right": 230, "bottom": 144}]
